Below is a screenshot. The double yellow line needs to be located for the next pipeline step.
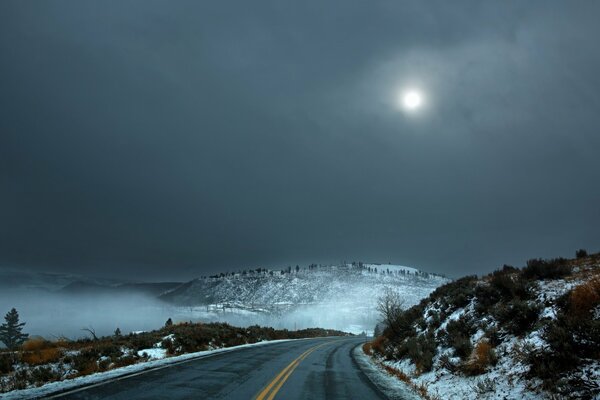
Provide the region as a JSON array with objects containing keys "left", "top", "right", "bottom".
[{"left": 254, "top": 341, "right": 332, "bottom": 400}]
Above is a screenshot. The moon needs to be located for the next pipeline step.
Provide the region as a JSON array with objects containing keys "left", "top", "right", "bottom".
[{"left": 400, "top": 89, "right": 424, "bottom": 112}]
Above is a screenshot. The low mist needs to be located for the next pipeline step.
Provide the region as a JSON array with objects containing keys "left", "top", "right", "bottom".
[
  {"left": 0, "top": 290, "right": 379, "bottom": 341},
  {"left": 0, "top": 290, "right": 173, "bottom": 340}
]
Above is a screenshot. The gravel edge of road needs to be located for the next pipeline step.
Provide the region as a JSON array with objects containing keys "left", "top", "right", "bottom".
[{"left": 352, "top": 344, "right": 422, "bottom": 400}]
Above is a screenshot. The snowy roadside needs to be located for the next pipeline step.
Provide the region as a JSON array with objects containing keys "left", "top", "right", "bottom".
[
  {"left": 2, "top": 338, "right": 298, "bottom": 400},
  {"left": 352, "top": 344, "right": 421, "bottom": 400}
]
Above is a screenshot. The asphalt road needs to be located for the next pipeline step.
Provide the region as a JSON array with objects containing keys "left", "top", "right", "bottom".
[{"left": 48, "top": 337, "right": 387, "bottom": 400}]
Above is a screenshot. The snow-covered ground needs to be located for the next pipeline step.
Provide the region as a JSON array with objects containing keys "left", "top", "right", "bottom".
[
  {"left": 353, "top": 345, "right": 420, "bottom": 400},
  {"left": 364, "top": 261, "right": 600, "bottom": 399},
  {"left": 1, "top": 339, "right": 297, "bottom": 400}
]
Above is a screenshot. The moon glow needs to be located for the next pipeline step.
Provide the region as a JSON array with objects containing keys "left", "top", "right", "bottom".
[{"left": 400, "top": 89, "right": 424, "bottom": 112}]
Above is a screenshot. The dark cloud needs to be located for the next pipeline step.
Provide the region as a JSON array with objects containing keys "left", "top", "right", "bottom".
[{"left": 1, "top": 1, "right": 599, "bottom": 280}]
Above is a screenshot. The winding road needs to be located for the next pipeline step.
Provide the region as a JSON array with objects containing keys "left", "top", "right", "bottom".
[{"left": 46, "top": 337, "right": 388, "bottom": 400}]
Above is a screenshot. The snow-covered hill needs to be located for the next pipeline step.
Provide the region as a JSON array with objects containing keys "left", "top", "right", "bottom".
[
  {"left": 162, "top": 263, "right": 445, "bottom": 307},
  {"left": 160, "top": 263, "right": 448, "bottom": 334}
]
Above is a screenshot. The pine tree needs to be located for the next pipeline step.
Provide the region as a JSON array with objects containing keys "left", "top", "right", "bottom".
[
  {"left": 0, "top": 308, "right": 29, "bottom": 349},
  {"left": 165, "top": 318, "right": 173, "bottom": 327},
  {"left": 114, "top": 327, "right": 122, "bottom": 337}
]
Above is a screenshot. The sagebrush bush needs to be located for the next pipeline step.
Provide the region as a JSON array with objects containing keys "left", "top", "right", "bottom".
[
  {"left": 494, "top": 299, "right": 540, "bottom": 336},
  {"left": 575, "top": 249, "right": 588, "bottom": 259},
  {"left": 522, "top": 258, "right": 571, "bottom": 280},
  {"left": 528, "top": 279, "right": 600, "bottom": 395},
  {"left": 30, "top": 365, "right": 61, "bottom": 385},
  {"left": 0, "top": 353, "right": 13, "bottom": 374},
  {"left": 452, "top": 335, "right": 472, "bottom": 360},
  {"left": 442, "top": 315, "right": 475, "bottom": 344},
  {"left": 403, "top": 333, "right": 436, "bottom": 373},
  {"left": 429, "top": 276, "right": 477, "bottom": 312}
]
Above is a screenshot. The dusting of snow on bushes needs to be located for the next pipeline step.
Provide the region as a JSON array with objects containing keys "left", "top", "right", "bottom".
[{"left": 365, "top": 256, "right": 600, "bottom": 399}]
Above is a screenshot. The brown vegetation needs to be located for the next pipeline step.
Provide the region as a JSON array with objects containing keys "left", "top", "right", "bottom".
[
  {"left": 0, "top": 322, "right": 350, "bottom": 393},
  {"left": 569, "top": 276, "right": 600, "bottom": 316},
  {"left": 462, "top": 340, "right": 497, "bottom": 376},
  {"left": 21, "top": 339, "right": 62, "bottom": 366}
]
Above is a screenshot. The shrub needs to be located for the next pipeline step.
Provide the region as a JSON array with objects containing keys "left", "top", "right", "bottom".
[
  {"left": 494, "top": 299, "right": 540, "bottom": 336},
  {"left": 404, "top": 333, "right": 436, "bottom": 373},
  {"left": 161, "top": 338, "right": 176, "bottom": 355},
  {"left": 484, "top": 326, "right": 502, "bottom": 347},
  {"left": 528, "top": 282, "right": 600, "bottom": 395},
  {"left": 370, "top": 335, "right": 388, "bottom": 357},
  {"left": 442, "top": 315, "right": 476, "bottom": 355},
  {"left": 438, "top": 353, "right": 458, "bottom": 372},
  {"left": 72, "top": 349, "right": 101, "bottom": 376},
  {"left": 30, "top": 365, "right": 61, "bottom": 385},
  {"left": 575, "top": 249, "right": 588, "bottom": 259},
  {"left": 11, "top": 369, "right": 29, "bottom": 390},
  {"left": 522, "top": 258, "right": 571, "bottom": 280},
  {"left": 452, "top": 335, "right": 473, "bottom": 360},
  {"left": 96, "top": 343, "right": 122, "bottom": 359},
  {"left": 429, "top": 276, "right": 477, "bottom": 312},
  {"left": 473, "top": 377, "right": 496, "bottom": 395},
  {"left": 0, "top": 353, "right": 13, "bottom": 374}
]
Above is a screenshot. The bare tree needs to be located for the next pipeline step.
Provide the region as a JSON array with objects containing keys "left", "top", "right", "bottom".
[
  {"left": 81, "top": 326, "right": 98, "bottom": 341},
  {"left": 376, "top": 288, "right": 405, "bottom": 336}
]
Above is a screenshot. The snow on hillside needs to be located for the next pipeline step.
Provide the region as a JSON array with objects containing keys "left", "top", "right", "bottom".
[
  {"left": 365, "top": 254, "right": 600, "bottom": 399},
  {"left": 161, "top": 263, "right": 448, "bottom": 334}
]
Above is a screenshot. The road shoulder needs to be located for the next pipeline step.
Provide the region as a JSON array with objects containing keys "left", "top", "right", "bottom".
[
  {"left": 2, "top": 339, "right": 299, "bottom": 400},
  {"left": 352, "top": 343, "right": 421, "bottom": 400}
]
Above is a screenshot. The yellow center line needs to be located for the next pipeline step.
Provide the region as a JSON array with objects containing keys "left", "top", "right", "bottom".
[{"left": 254, "top": 340, "right": 335, "bottom": 400}]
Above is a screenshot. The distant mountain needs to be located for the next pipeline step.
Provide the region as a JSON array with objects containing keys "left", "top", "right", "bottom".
[
  {"left": 160, "top": 263, "right": 448, "bottom": 309},
  {"left": 0, "top": 267, "right": 182, "bottom": 297},
  {"left": 0, "top": 267, "right": 121, "bottom": 292},
  {"left": 59, "top": 281, "right": 182, "bottom": 297}
]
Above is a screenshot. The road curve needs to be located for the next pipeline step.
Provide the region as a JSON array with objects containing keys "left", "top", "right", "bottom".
[{"left": 47, "top": 337, "right": 387, "bottom": 400}]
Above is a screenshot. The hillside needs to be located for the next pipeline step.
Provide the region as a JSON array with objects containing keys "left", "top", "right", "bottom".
[
  {"left": 160, "top": 263, "right": 448, "bottom": 335},
  {"left": 161, "top": 263, "right": 445, "bottom": 307},
  {"left": 365, "top": 251, "right": 600, "bottom": 399}
]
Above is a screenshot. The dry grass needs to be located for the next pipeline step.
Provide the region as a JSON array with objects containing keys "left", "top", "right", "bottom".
[
  {"left": 362, "top": 342, "right": 372, "bottom": 355},
  {"left": 21, "top": 338, "right": 62, "bottom": 366},
  {"left": 569, "top": 276, "right": 600, "bottom": 316},
  {"left": 380, "top": 363, "right": 440, "bottom": 400},
  {"left": 370, "top": 335, "right": 388, "bottom": 355},
  {"left": 22, "top": 338, "right": 53, "bottom": 352},
  {"left": 462, "top": 340, "right": 496, "bottom": 376}
]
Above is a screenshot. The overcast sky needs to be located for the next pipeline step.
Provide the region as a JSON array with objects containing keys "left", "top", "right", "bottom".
[{"left": 1, "top": 1, "right": 599, "bottom": 280}]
